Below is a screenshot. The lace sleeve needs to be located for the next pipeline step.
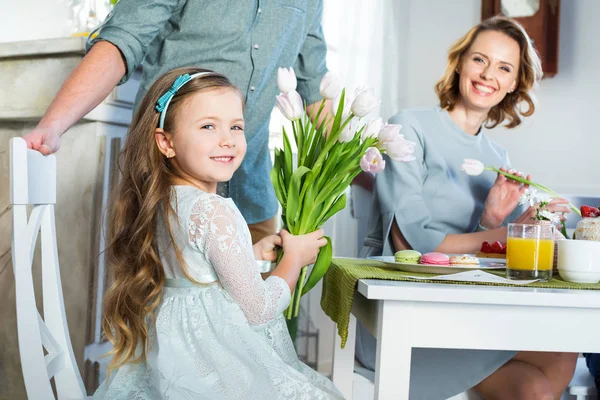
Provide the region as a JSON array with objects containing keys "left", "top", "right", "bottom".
[{"left": 188, "top": 195, "right": 290, "bottom": 325}]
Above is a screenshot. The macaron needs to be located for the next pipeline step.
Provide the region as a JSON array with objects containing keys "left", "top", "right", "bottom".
[
  {"left": 420, "top": 252, "right": 450, "bottom": 266},
  {"left": 449, "top": 255, "right": 480, "bottom": 266},
  {"left": 394, "top": 250, "right": 422, "bottom": 264}
]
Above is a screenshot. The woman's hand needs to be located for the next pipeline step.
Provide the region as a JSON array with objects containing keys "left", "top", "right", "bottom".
[
  {"left": 480, "top": 168, "right": 529, "bottom": 229},
  {"left": 514, "top": 198, "right": 572, "bottom": 225},
  {"left": 280, "top": 229, "right": 328, "bottom": 267},
  {"left": 253, "top": 234, "right": 282, "bottom": 262}
]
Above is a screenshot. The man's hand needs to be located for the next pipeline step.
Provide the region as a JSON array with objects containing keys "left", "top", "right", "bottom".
[{"left": 23, "top": 128, "right": 61, "bottom": 155}]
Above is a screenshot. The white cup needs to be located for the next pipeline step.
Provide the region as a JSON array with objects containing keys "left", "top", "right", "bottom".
[{"left": 557, "top": 239, "right": 600, "bottom": 284}]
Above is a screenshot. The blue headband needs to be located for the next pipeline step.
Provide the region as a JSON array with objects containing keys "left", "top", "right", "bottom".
[{"left": 155, "top": 72, "right": 213, "bottom": 128}]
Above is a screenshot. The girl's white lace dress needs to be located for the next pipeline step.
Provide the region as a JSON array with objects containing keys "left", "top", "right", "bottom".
[{"left": 93, "top": 186, "right": 343, "bottom": 399}]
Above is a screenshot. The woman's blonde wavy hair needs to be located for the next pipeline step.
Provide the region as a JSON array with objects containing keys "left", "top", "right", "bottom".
[
  {"left": 102, "top": 66, "right": 243, "bottom": 371},
  {"left": 435, "top": 16, "right": 543, "bottom": 129}
]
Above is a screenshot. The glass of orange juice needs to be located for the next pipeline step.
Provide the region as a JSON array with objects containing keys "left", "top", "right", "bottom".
[{"left": 506, "top": 223, "right": 555, "bottom": 282}]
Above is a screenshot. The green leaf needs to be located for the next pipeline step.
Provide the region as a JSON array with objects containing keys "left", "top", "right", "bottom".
[
  {"left": 286, "top": 166, "right": 311, "bottom": 232},
  {"left": 291, "top": 120, "right": 299, "bottom": 151},
  {"left": 297, "top": 119, "right": 305, "bottom": 164},
  {"left": 318, "top": 193, "right": 347, "bottom": 227},
  {"left": 330, "top": 90, "right": 346, "bottom": 136},
  {"left": 316, "top": 146, "right": 342, "bottom": 190},
  {"left": 302, "top": 99, "right": 328, "bottom": 166},
  {"left": 282, "top": 127, "right": 293, "bottom": 188},
  {"left": 270, "top": 168, "right": 283, "bottom": 205},
  {"left": 301, "top": 237, "right": 332, "bottom": 296},
  {"left": 298, "top": 183, "right": 317, "bottom": 233}
]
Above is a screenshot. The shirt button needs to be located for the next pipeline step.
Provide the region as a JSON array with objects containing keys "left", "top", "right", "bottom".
[
  {"left": 253, "top": 44, "right": 260, "bottom": 50},
  {"left": 250, "top": 86, "right": 256, "bottom": 91},
  {"left": 258, "top": 7, "right": 262, "bottom": 13}
]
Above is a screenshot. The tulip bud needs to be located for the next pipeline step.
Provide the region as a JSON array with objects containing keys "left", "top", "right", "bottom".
[
  {"left": 385, "top": 135, "right": 416, "bottom": 162},
  {"left": 461, "top": 159, "right": 485, "bottom": 176},
  {"left": 277, "top": 67, "right": 297, "bottom": 93},
  {"left": 319, "top": 72, "right": 342, "bottom": 100},
  {"left": 332, "top": 91, "right": 352, "bottom": 117},
  {"left": 376, "top": 124, "right": 402, "bottom": 147},
  {"left": 360, "top": 147, "right": 386, "bottom": 173},
  {"left": 362, "top": 118, "right": 383, "bottom": 141},
  {"left": 276, "top": 90, "right": 304, "bottom": 121},
  {"left": 350, "top": 87, "right": 379, "bottom": 117},
  {"left": 337, "top": 116, "right": 356, "bottom": 143}
]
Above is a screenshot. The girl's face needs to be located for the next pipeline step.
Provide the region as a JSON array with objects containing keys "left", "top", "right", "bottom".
[
  {"left": 156, "top": 87, "right": 246, "bottom": 193},
  {"left": 456, "top": 30, "right": 520, "bottom": 113}
]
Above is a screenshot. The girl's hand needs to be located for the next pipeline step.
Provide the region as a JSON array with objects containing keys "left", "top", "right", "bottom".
[
  {"left": 253, "top": 234, "right": 282, "bottom": 262},
  {"left": 480, "top": 168, "right": 529, "bottom": 229},
  {"left": 280, "top": 229, "right": 328, "bottom": 267}
]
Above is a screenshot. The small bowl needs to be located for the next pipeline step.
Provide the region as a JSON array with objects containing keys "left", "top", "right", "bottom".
[{"left": 557, "top": 240, "right": 600, "bottom": 284}]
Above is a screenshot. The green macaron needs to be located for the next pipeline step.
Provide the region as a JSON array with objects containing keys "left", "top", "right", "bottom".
[{"left": 394, "top": 250, "right": 422, "bottom": 264}]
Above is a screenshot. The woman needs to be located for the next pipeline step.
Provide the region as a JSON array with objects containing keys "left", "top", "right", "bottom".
[{"left": 358, "top": 16, "right": 577, "bottom": 399}]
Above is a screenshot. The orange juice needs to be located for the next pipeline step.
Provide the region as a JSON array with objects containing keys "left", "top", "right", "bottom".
[{"left": 506, "top": 237, "right": 554, "bottom": 271}]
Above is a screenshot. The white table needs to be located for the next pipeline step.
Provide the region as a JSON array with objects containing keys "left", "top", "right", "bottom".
[{"left": 331, "top": 279, "right": 600, "bottom": 400}]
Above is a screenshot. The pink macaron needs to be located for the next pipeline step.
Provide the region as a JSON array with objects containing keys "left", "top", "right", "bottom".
[{"left": 420, "top": 252, "right": 450, "bottom": 266}]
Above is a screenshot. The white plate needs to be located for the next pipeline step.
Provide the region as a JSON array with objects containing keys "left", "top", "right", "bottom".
[{"left": 368, "top": 256, "right": 506, "bottom": 274}]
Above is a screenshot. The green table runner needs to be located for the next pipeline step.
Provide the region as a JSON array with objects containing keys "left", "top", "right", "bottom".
[{"left": 321, "top": 258, "right": 600, "bottom": 348}]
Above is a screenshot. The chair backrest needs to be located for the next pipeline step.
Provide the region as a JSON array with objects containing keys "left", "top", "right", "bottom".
[{"left": 10, "top": 137, "right": 87, "bottom": 400}]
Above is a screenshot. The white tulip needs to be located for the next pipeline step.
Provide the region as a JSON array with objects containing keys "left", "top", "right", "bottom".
[
  {"left": 332, "top": 91, "right": 352, "bottom": 116},
  {"left": 376, "top": 124, "right": 402, "bottom": 147},
  {"left": 338, "top": 117, "right": 356, "bottom": 143},
  {"left": 461, "top": 159, "right": 485, "bottom": 176},
  {"left": 277, "top": 67, "right": 297, "bottom": 93},
  {"left": 350, "top": 87, "right": 379, "bottom": 117},
  {"left": 276, "top": 90, "right": 304, "bottom": 121},
  {"left": 319, "top": 72, "right": 342, "bottom": 100},
  {"left": 385, "top": 134, "right": 416, "bottom": 162},
  {"left": 361, "top": 118, "right": 383, "bottom": 141}
]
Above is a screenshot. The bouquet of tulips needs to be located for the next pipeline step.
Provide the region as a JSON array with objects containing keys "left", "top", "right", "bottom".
[{"left": 272, "top": 68, "right": 416, "bottom": 319}]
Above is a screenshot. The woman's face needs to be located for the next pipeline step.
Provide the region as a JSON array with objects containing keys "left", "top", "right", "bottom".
[{"left": 456, "top": 30, "right": 520, "bottom": 113}]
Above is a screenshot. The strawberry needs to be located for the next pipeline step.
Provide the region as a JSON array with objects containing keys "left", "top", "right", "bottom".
[
  {"left": 501, "top": 242, "right": 508, "bottom": 254},
  {"left": 491, "top": 241, "right": 503, "bottom": 254},
  {"left": 481, "top": 241, "right": 493, "bottom": 253},
  {"left": 581, "top": 205, "right": 600, "bottom": 218}
]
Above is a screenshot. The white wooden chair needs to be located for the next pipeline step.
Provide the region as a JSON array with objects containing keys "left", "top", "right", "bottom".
[{"left": 10, "top": 137, "right": 89, "bottom": 400}]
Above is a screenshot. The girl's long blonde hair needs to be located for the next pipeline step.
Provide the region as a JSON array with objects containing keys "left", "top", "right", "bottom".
[
  {"left": 435, "top": 16, "right": 543, "bottom": 129},
  {"left": 102, "top": 67, "right": 242, "bottom": 371}
]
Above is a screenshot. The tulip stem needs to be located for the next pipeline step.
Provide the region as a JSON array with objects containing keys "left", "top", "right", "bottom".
[{"left": 486, "top": 166, "right": 581, "bottom": 217}]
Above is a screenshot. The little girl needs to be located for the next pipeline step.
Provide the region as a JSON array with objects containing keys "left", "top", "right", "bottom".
[{"left": 93, "top": 67, "right": 343, "bottom": 399}]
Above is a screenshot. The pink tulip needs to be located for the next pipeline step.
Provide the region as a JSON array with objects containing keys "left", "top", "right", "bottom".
[{"left": 360, "top": 147, "right": 386, "bottom": 173}]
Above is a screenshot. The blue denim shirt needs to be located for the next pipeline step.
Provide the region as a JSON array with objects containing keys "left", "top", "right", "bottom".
[{"left": 89, "top": 0, "right": 328, "bottom": 223}]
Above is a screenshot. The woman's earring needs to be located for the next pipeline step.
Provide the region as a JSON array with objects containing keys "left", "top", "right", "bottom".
[{"left": 167, "top": 151, "right": 175, "bottom": 158}]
